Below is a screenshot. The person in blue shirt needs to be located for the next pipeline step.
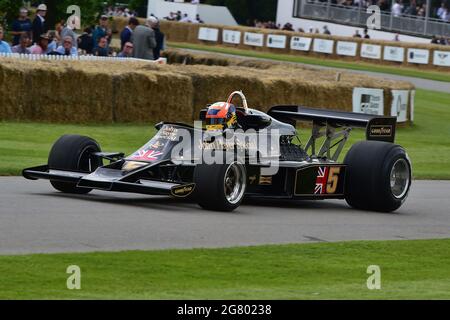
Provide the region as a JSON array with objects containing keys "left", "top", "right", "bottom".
[
  {"left": 92, "top": 15, "right": 111, "bottom": 49},
  {"left": 0, "top": 27, "right": 12, "bottom": 53},
  {"left": 120, "top": 17, "right": 139, "bottom": 50},
  {"left": 56, "top": 36, "right": 78, "bottom": 56},
  {"left": 92, "top": 37, "right": 109, "bottom": 57},
  {"left": 11, "top": 8, "right": 32, "bottom": 46}
]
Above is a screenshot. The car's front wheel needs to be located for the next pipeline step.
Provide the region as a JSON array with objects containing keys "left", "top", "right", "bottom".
[
  {"left": 194, "top": 161, "right": 247, "bottom": 212},
  {"left": 48, "top": 135, "right": 102, "bottom": 194}
]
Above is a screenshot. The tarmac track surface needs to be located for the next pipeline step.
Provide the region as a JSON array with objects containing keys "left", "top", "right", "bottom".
[{"left": 0, "top": 178, "right": 449, "bottom": 255}]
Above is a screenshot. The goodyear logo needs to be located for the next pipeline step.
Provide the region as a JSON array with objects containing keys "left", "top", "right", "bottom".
[
  {"left": 171, "top": 184, "right": 195, "bottom": 197},
  {"left": 370, "top": 125, "right": 392, "bottom": 137}
]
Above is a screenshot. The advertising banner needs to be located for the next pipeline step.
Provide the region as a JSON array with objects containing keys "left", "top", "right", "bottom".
[
  {"left": 267, "top": 34, "right": 287, "bottom": 49},
  {"left": 384, "top": 46, "right": 405, "bottom": 62},
  {"left": 433, "top": 50, "right": 450, "bottom": 67},
  {"left": 407, "top": 48, "right": 429, "bottom": 64},
  {"left": 290, "top": 37, "right": 312, "bottom": 51},
  {"left": 244, "top": 32, "right": 264, "bottom": 47},
  {"left": 352, "top": 88, "right": 384, "bottom": 116},
  {"left": 360, "top": 44, "right": 382, "bottom": 59},
  {"left": 391, "top": 90, "right": 409, "bottom": 123},
  {"left": 313, "top": 39, "right": 334, "bottom": 54},
  {"left": 198, "top": 27, "right": 219, "bottom": 42},
  {"left": 222, "top": 30, "right": 241, "bottom": 44},
  {"left": 336, "top": 41, "right": 357, "bottom": 56}
]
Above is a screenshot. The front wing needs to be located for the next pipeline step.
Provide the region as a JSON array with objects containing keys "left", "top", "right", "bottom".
[{"left": 22, "top": 165, "right": 196, "bottom": 198}]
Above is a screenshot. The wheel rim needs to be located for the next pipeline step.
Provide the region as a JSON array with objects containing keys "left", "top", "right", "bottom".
[
  {"left": 224, "top": 162, "right": 246, "bottom": 205},
  {"left": 390, "top": 158, "right": 410, "bottom": 199}
]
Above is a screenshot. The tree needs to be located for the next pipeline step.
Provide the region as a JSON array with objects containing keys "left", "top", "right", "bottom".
[
  {"left": 44, "top": 0, "right": 104, "bottom": 28},
  {"left": 0, "top": 0, "right": 25, "bottom": 28},
  {"left": 202, "top": 0, "right": 277, "bottom": 25}
]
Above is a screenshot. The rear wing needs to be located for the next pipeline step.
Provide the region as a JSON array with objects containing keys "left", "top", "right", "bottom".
[{"left": 268, "top": 106, "right": 397, "bottom": 143}]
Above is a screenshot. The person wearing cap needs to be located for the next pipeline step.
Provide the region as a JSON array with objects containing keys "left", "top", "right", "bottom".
[
  {"left": 30, "top": 34, "right": 49, "bottom": 54},
  {"left": 92, "top": 15, "right": 111, "bottom": 49},
  {"left": 56, "top": 36, "right": 78, "bottom": 56},
  {"left": 32, "top": 4, "right": 48, "bottom": 44},
  {"left": 0, "top": 27, "right": 12, "bottom": 54},
  {"left": 11, "top": 8, "right": 32, "bottom": 46},
  {"left": 131, "top": 17, "right": 157, "bottom": 60}
]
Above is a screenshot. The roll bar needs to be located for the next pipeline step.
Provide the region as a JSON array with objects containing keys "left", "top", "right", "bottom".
[{"left": 227, "top": 91, "right": 249, "bottom": 114}]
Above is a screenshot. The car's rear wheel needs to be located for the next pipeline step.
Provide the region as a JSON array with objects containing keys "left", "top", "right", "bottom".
[
  {"left": 344, "top": 141, "right": 411, "bottom": 212},
  {"left": 48, "top": 135, "right": 102, "bottom": 194},
  {"left": 194, "top": 161, "right": 247, "bottom": 212}
]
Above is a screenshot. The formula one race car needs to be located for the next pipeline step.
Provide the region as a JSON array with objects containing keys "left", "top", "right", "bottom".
[{"left": 23, "top": 91, "right": 412, "bottom": 212}]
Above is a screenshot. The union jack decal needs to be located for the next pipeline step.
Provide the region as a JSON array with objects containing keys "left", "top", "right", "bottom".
[
  {"left": 315, "top": 166, "right": 330, "bottom": 195},
  {"left": 131, "top": 149, "right": 163, "bottom": 162}
]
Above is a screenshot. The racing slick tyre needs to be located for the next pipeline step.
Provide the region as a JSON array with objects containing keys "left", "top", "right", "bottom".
[
  {"left": 194, "top": 161, "right": 247, "bottom": 212},
  {"left": 344, "top": 141, "right": 411, "bottom": 213},
  {"left": 48, "top": 135, "right": 102, "bottom": 194}
]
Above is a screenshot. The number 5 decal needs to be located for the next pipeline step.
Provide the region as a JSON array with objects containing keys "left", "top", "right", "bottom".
[{"left": 326, "top": 167, "right": 341, "bottom": 194}]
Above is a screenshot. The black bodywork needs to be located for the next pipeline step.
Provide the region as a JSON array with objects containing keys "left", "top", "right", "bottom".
[{"left": 23, "top": 106, "right": 397, "bottom": 201}]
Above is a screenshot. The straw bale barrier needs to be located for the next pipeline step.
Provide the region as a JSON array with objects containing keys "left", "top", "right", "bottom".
[
  {"left": 0, "top": 49, "right": 413, "bottom": 124},
  {"left": 111, "top": 17, "right": 450, "bottom": 72}
]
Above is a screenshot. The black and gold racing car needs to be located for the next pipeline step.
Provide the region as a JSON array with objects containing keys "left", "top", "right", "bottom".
[{"left": 23, "top": 91, "right": 411, "bottom": 212}]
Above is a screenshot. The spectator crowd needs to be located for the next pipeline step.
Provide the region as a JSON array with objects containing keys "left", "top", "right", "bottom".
[
  {"left": 0, "top": 5, "right": 166, "bottom": 61},
  {"left": 306, "top": 0, "right": 450, "bottom": 21}
]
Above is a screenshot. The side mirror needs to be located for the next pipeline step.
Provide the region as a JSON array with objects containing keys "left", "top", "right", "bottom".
[{"left": 241, "top": 114, "right": 272, "bottom": 130}]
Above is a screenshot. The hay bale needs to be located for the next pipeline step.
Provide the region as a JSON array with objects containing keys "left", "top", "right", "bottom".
[
  {"left": 112, "top": 70, "right": 194, "bottom": 123},
  {"left": 0, "top": 49, "right": 414, "bottom": 125},
  {"left": 0, "top": 60, "right": 114, "bottom": 122}
]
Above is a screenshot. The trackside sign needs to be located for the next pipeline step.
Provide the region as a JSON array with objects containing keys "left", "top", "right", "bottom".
[
  {"left": 352, "top": 88, "right": 384, "bottom": 116},
  {"left": 384, "top": 46, "right": 405, "bottom": 62},
  {"left": 361, "top": 44, "right": 381, "bottom": 59},
  {"left": 198, "top": 27, "right": 219, "bottom": 42},
  {"left": 336, "top": 41, "right": 357, "bottom": 56},
  {"left": 433, "top": 50, "right": 450, "bottom": 67},
  {"left": 290, "top": 37, "right": 312, "bottom": 51},
  {"left": 244, "top": 32, "right": 264, "bottom": 47},
  {"left": 222, "top": 30, "right": 241, "bottom": 44},
  {"left": 407, "top": 48, "right": 429, "bottom": 64},
  {"left": 391, "top": 90, "right": 409, "bottom": 123},
  {"left": 313, "top": 39, "right": 334, "bottom": 54},
  {"left": 267, "top": 34, "right": 287, "bottom": 49}
]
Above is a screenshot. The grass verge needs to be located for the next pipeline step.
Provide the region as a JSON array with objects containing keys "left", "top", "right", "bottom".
[
  {"left": 0, "top": 239, "right": 449, "bottom": 299},
  {"left": 169, "top": 42, "right": 450, "bottom": 83},
  {"left": 1, "top": 89, "right": 449, "bottom": 179}
]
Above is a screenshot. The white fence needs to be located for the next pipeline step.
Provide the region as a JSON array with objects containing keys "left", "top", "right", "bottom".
[{"left": 0, "top": 52, "right": 166, "bottom": 64}]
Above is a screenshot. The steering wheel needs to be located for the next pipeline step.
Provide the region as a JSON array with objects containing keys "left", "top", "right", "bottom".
[{"left": 227, "top": 91, "right": 249, "bottom": 115}]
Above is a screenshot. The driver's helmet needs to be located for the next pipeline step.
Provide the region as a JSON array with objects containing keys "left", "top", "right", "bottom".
[{"left": 205, "top": 102, "right": 238, "bottom": 131}]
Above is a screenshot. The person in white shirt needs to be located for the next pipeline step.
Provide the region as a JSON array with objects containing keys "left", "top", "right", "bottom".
[
  {"left": 179, "top": 14, "right": 190, "bottom": 23},
  {"left": 391, "top": 0, "right": 403, "bottom": 17}
]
